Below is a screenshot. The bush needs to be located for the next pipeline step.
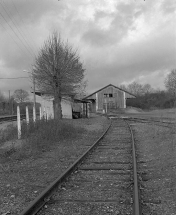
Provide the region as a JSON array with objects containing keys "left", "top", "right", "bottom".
[{"left": 127, "top": 91, "right": 176, "bottom": 110}]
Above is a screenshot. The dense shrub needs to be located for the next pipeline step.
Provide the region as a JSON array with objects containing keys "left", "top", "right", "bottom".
[{"left": 127, "top": 91, "right": 176, "bottom": 110}]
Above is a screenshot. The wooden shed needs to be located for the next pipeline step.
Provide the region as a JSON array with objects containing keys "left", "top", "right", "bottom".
[{"left": 83, "top": 84, "right": 136, "bottom": 113}]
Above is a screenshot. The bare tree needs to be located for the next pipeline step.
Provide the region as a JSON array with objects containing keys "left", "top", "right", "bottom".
[
  {"left": 0, "top": 90, "right": 5, "bottom": 102},
  {"left": 120, "top": 82, "right": 154, "bottom": 96},
  {"left": 13, "top": 89, "right": 29, "bottom": 103},
  {"left": 33, "top": 32, "right": 86, "bottom": 119},
  {"left": 119, "top": 84, "right": 127, "bottom": 91},
  {"left": 127, "top": 81, "right": 143, "bottom": 96},
  {"left": 165, "top": 69, "right": 176, "bottom": 95},
  {"left": 142, "top": 84, "right": 154, "bottom": 94}
]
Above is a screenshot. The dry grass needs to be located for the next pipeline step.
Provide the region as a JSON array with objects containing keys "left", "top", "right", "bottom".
[
  {"left": 0, "top": 115, "right": 109, "bottom": 215},
  {"left": 0, "top": 119, "right": 85, "bottom": 161}
]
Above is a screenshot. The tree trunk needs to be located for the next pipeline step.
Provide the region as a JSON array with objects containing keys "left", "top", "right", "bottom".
[{"left": 54, "top": 90, "right": 62, "bottom": 119}]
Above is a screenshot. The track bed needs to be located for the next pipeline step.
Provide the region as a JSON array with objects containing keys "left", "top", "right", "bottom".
[
  {"left": 128, "top": 119, "right": 176, "bottom": 214},
  {"left": 38, "top": 119, "right": 133, "bottom": 215}
]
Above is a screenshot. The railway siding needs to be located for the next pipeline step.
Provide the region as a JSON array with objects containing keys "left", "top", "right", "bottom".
[
  {"left": 130, "top": 121, "right": 176, "bottom": 214},
  {"left": 38, "top": 119, "right": 134, "bottom": 215}
]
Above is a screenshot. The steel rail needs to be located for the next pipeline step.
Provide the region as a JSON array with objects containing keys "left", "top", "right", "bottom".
[
  {"left": 0, "top": 114, "right": 25, "bottom": 120},
  {"left": 128, "top": 117, "right": 175, "bottom": 124},
  {"left": 127, "top": 117, "right": 174, "bottom": 128},
  {"left": 19, "top": 120, "right": 112, "bottom": 215},
  {"left": 124, "top": 119, "right": 141, "bottom": 215},
  {"left": 0, "top": 114, "right": 38, "bottom": 124}
]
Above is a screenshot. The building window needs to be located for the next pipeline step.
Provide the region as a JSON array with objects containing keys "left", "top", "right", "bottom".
[
  {"left": 109, "top": 94, "right": 113, "bottom": 97},
  {"left": 104, "top": 93, "right": 113, "bottom": 98}
]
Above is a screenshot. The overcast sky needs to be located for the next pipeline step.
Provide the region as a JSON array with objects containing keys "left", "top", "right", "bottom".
[{"left": 0, "top": 0, "right": 176, "bottom": 97}]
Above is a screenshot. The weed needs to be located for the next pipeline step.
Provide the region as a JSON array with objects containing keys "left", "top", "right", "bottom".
[
  {"left": 0, "top": 125, "right": 17, "bottom": 145},
  {"left": 0, "top": 119, "right": 85, "bottom": 161}
]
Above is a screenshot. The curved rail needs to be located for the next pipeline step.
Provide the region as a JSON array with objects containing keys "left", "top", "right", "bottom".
[
  {"left": 19, "top": 120, "right": 112, "bottom": 215},
  {"left": 127, "top": 117, "right": 174, "bottom": 128},
  {"left": 124, "top": 119, "right": 141, "bottom": 215}
]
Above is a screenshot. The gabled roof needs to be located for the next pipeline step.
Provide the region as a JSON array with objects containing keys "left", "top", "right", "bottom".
[
  {"left": 83, "top": 84, "right": 136, "bottom": 99},
  {"left": 32, "top": 91, "right": 88, "bottom": 103}
]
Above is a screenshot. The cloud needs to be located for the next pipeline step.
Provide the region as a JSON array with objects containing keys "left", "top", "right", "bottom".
[{"left": 0, "top": 0, "right": 175, "bottom": 97}]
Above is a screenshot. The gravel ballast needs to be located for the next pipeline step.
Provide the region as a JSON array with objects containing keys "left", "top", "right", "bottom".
[
  {"left": 0, "top": 115, "right": 109, "bottom": 215},
  {"left": 131, "top": 121, "right": 176, "bottom": 214}
]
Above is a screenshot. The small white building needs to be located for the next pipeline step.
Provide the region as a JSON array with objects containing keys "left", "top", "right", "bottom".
[{"left": 35, "top": 93, "right": 73, "bottom": 119}]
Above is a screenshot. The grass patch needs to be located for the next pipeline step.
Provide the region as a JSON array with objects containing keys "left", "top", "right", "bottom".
[
  {"left": 0, "top": 124, "right": 17, "bottom": 144},
  {"left": 0, "top": 119, "right": 85, "bottom": 161}
]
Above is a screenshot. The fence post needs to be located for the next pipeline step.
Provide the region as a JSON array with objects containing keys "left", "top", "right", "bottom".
[
  {"left": 26, "top": 106, "right": 29, "bottom": 124},
  {"left": 123, "top": 91, "right": 126, "bottom": 108},
  {"left": 17, "top": 106, "right": 21, "bottom": 139},
  {"left": 33, "top": 106, "right": 36, "bottom": 122},
  {"left": 43, "top": 107, "right": 46, "bottom": 120},
  {"left": 39, "top": 106, "right": 42, "bottom": 120},
  {"left": 46, "top": 109, "right": 49, "bottom": 121}
]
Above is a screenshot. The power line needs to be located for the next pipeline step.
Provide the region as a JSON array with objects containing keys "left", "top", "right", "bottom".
[
  {"left": 0, "top": 2, "right": 34, "bottom": 58},
  {"left": 0, "top": 1, "right": 35, "bottom": 56},
  {"left": 0, "top": 11, "right": 33, "bottom": 58},
  {"left": 0, "top": 17, "right": 29, "bottom": 56},
  {"left": 10, "top": 0, "right": 38, "bottom": 54}
]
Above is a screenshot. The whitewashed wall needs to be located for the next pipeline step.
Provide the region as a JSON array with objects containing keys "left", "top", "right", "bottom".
[
  {"left": 36, "top": 95, "right": 72, "bottom": 119},
  {"left": 62, "top": 99, "right": 72, "bottom": 119}
]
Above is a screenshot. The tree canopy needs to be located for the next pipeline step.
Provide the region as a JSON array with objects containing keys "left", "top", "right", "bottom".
[
  {"left": 13, "top": 89, "right": 29, "bottom": 103},
  {"left": 120, "top": 82, "right": 154, "bottom": 96},
  {"left": 0, "top": 91, "right": 5, "bottom": 102},
  {"left": 33, "top": 32, "right": 86, "bottom": 119},
  {"left": 165, "top": 69, "right": 176, "bottom": 95}
]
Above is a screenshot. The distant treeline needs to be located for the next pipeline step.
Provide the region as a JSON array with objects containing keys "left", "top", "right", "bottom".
[
  {"left": 127, "top": 91, "right": 175, "bottom": 110},
  {"left": 0, "top": 101, "right": 41, "bottom": 115}
]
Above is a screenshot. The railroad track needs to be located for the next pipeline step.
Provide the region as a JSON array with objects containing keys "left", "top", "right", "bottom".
[
  {"left": 0, "top": 114, "right": 36, "bottom": 124},
  {"left": 20, "top": 118, "right": 140, "bottom": 215},
  {"left": 127, "top": 117, "right": 175, "bottom": 128},
  {"left": 127, "top": 117, "right": 176, "bottom": 214},
  {"left": 0, "top": 115, "right": 24, "bottom": 124}
]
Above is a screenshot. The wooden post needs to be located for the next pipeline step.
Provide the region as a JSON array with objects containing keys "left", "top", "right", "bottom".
[
  {"left": 87, "top": 103, "right": 90, "bottom": 118},
  {"left": 96, "top": 93, "right": 98, "bottom": 112},
  {"left": 105, "top": 98, "right": 107, "bottom": 113},
  {"left": 9, "top": 90, "right": 11, "bottom": 115},
  {"left": 26, "top": 106, "right": 29, "bottom": 124},
  {"left": 11, "top": 99, "right": 14, "bottom": 115},
  {"left": 123, "top": 92, "right": 126, "bottom": 108},
  {"left": 46, "top": 109, "right": 49, "bottom": 121},
  {"left": 85, "top": 103, "right": 87, "bottom": 118},
  {"left": 39, "top": 106, "right": 42, "bottom": 120},
  {"left": 43, "top": 107, "right": 46, "bottom": 120},
  {"left": 17, "top": 106, "right": 21, "bottom": 139},
  {"left": 81, "top": 103, "right": 84, "bottom": 118},
  {"left": 33, "top": 106, "right": 36, "bottom": 122}
]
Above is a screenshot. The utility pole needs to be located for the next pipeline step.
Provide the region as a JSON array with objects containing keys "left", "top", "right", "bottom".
[
  {"left": 12, "top": 98, "right": 14, "bottom": 115},
  {"left": 9, "top": 90, "right": 11, "bottom": 115},
  {"left": 23, "top": 69, "right": 36, "bottom": 120},
  {"left": 32, "top": 68, "right": 36, "bottom": 122},
  {"left": 33, "top": 71, "right": 36, "bottom": 114}
]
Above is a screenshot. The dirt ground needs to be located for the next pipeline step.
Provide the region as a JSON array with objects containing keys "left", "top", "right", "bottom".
[{"left": 0, "top": 115, "right": 110, "bottom": 215}]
